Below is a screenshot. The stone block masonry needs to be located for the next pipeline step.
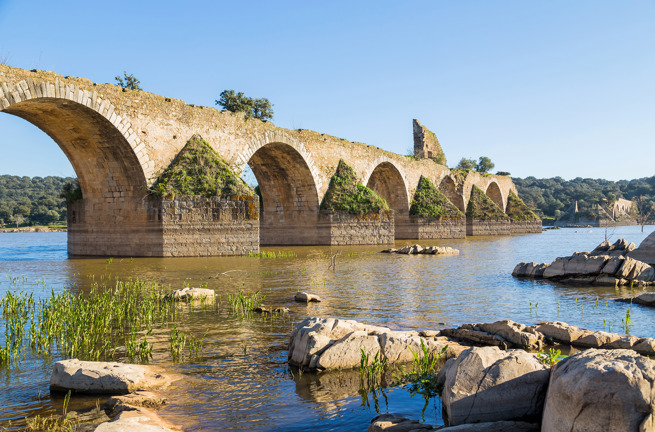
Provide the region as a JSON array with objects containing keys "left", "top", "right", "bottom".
[
  {"left": 318, "top": 210, "right": 394, "bottom": 245},
  {"left": 158, "top": 196, "right": 259, "bottom": 256},
  {"left": 67, "top": 196, "right": 259, "bottom": 257},
  {"left": 510, "top": 220, "right": 542, "bottom": 234},
  {"left": 466, "top": 218, "right": 511, "bottom": 236},
  {"left": 399, "top": 216, "right": 466, "bottom": 239}
]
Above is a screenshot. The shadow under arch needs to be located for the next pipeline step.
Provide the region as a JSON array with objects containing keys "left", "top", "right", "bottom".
[
  {"left": 439, "top": 176, "right": 465, "bottom": 213},
  {"left": 1, "top": 97, "right": 151, "bottom": 256},
  {"left": 247, "top": 142, "right": 323, "bottom": 245},
  {"left": 485, "top": 181, "right": 505, "bottom": 212},
  {"left": 365, "top": 161, "right": 409, "bottom": 239}
]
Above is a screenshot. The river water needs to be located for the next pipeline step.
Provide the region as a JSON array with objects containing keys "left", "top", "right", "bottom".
[{"left": 1, "top": 225, "right": 654, "bottom": 430}]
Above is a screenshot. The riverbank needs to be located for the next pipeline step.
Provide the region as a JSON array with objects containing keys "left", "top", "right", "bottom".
[{"left": 0, "top": 226, "right": 66, "bottom": 233}]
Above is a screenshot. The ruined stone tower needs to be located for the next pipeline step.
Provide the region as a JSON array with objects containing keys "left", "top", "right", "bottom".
[{"left": 413, "top": 119, "right": 447, "bottom": 165}]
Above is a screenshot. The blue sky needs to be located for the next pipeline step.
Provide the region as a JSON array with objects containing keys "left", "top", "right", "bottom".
[{"left": 0, "top": 0, "right": 653, "bottom": 181}]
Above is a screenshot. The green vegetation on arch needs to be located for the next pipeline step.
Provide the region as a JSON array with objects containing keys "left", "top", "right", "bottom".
[
  {"left": 409, "top": 176, "right": 462, "bottom": 219},
  {"left": 505, "top": 191, "right": 539, "bottom": 221},
  {"left": 466, "top": 186, "right": 508, "bottom": 219},
  {"left": 150, "top": 135, "right": 253, "bottom": 198},
  {"left": 320, "top": 160, "right": 389, "bottom": 215}
]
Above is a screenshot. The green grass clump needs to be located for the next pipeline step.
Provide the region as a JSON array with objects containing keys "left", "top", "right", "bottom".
[
  {"left": 247, "top": 251, "right": 296, "bottom": 258},
  {"left": 466, "top": 186, "right": 508, "bottom": 220},
  {"left": 409, "top": 176, "right": 462, "bottom": 219},
  {"left": 150, "top": 135, "right": 253, "bottom": 198},
  {"left": 320, "top": 160, "right": 389, "bottom": 215},
  {"left": 505, "top": 191, "right": 540, "bottom": 221}
]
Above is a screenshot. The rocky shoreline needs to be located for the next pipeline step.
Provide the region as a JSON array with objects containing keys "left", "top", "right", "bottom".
[
  {"left": 513, "top": 238, "right": 655, "bottom": 285},
  {"left": 289, "top": 316, "right": 655, "bottom": 431}
]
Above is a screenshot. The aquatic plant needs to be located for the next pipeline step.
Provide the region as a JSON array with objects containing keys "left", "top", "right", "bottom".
[
  {"left": 169, "top": 325, "right": 187, "bottom": 360},
  {"left": 398, "top": 341, "right": 448, "bottom": 399},
  {"left": 227, "top": 288, "right": 264, "bottom": 313},
  {"left": 537, "top": 348, "right": 565, "bottom": 366},
  {"left": 0, "top": 278, "right": 182, "bottom": 368},
  {"left": 622, "top": 307, "right": 632, "bottom": 334}
]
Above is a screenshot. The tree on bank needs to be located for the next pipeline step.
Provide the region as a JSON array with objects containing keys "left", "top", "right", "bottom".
[{"left": 216, "top": 90, "right": 274, "bottom": 121}]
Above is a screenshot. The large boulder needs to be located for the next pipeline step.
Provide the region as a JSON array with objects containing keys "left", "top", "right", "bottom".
[
  {"left": 438, "top": 422, "right": 539, "bottom": 431},
  {"left": 535, "top": 321, "right": 590, "bottom": 344},
  {"left": 443, "top": 321, "right": 543, "bottom": 350},
  {"left": 288, "top": 317, "right": 462, "bottom": 371},
  {"left": 543, "top": 255, "right": 609, "bottom": 278},
  {"left": 628, "top": 231, "right": 655, "bottom": 266},
  {"left": 50, "top": 359, "right": 176, "bottom": 395},
  {"left": 441, "top": 347, "right": 549, "bottom": 425},
  {"left": 542, "top": 349, "right": 655, "bottom": 432},
  {"left": 615, "top": 257, "right": 655, "bottom": 282}
]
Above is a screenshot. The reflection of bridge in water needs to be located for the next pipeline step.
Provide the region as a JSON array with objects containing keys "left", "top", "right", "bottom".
[{"left": 0, "top": 65, "right": 537, "bottom": 257}]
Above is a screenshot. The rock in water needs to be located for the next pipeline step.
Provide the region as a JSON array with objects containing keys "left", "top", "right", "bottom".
[
  {"left": 367, "top": 414, "right": 434, "bottom": 432},
  {"left": 165, "top": 287, "right": 215, "bottom": 302},
  {"left": 441, "top": 346, "right": 549, "bottom": 425},
  {"left": 294, "top": 292, "right": 322, "bottom": 302},
  {"left": 50, "top": 359, "right": 175, "bottom": 395},
  {"left": 542, "top": 349, "right": 655, "bottom": 432}
]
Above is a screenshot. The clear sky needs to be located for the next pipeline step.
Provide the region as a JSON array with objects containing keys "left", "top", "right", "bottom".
[{"left": 0, "top": 0, "right": 653, "bottom": 181}]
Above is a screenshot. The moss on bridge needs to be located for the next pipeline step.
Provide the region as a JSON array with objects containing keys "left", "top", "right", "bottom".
[
  {"left": 320, "top": 160, "right": 389, "bottom": 215},
  {"left": 150, "top": 135, "right": 253, "bottom": 198},
  {"left": 409, "top": 176, "right": 462, "bottom": 219},
  {"left": 466, "top": 186, "right": 508, "bottom": 220},
  {"left": 505, "top": 191, "right": 539, "bottom": 221}
]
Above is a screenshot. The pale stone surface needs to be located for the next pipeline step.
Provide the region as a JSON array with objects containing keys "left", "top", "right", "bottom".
[
  {"left": 633, "top": 338, "right": 655, "bottom": 356},
  {"left": 542, "top": 349, "right": 655, "bottom": 432},
  {"left": 628, "top": 231, "right": 655, "bottom": 265},
  {"left": 294, "top": 292, "right": 322, "bottom": 303},
  {"left": 438, "top": 421, "right": 539, "bottom": 432},
  {"left": 616, "top": 257, "right": 655, "bottom": 281},
  {"left": 536, "top": 321, "right": 588, "bottom": 344},
  {"left": 475, "top": 320, "right": 543, "bottom": 349},
  {"left": 166, "top": 287, "right": 215, "bottom": 301},
  {"left": 50, "top": 359, "right": 175, "bottom": 395},
  {"left": 442, "top": 347, "right": 549, "bottom": 425},
  {"left": 574, "top": 330, "right": 621, "bottom": 348},
  {"left": 288, "top": 317, "right": 462, "bottom": 371},
  {"left": 442, "top": 321, "right": 543, "bottom": 349},
  {"left": 367, "top": 413, "right": 434, "bottom": 432}
]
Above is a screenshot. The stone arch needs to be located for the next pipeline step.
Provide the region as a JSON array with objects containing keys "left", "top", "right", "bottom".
[
  {"left": 439, "top": 176, "right": 465, "bottom": 213},
  {"left": 484, "top": 181, "right": 505, "bottom": 212},
  {"left": 365, "top": 160, "right": 410, "bottom": 239},
  {"left": 241, "top": 137, "right": 323, "bottom": 245},
  {"left": 235, "top": 130, "right": 322, "bottom": 198},
  {"left": 0, "top": 77, "right": 154, "bottom": 256}
]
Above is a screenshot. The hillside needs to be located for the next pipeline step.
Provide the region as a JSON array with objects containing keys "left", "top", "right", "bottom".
[
  {"left": 513, "top": 175, "right": 655, "bottom": 220},
  {"left": 0, "top": 175, "right": 73, "bottom": 227}
]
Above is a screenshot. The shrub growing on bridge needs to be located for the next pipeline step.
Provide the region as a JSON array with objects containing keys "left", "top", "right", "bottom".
[
  {"left": 150, "top": 135, "right": 253, "bottom": 198},
  {"left": 409, "top": 176, "right": 462, "bottom": 219},
  {"left": 466, "top": 186, "right": 508, "bottom": 220},
  {"left": 320, "top": 160, "right": 389, "bottom": 215},
  {"left": 216, "top": 90, "right": 274, "bottom": 121},
  {"left": 505, "top": 191, "right": 539, "bottom": 221}
]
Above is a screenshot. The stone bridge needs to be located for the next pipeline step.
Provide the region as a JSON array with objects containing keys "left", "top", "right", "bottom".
[{"left": 0, "top": 65, "right": 534, "bottom": 256}]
